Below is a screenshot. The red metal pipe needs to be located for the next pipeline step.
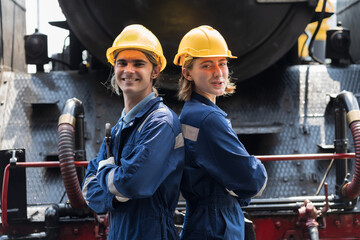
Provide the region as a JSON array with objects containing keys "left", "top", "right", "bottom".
[
  {"left": 256, "top": 153, "right": 355, "bottom": 162},
  {"left": 1, "top": 164, "right": 10, "bottom": 230}
]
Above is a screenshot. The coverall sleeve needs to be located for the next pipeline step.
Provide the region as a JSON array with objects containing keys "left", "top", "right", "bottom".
[
  {"left": 96, "top": 118, "right": 179, "bottom": 199},
  {"left": 196, "top": 112, "right": 267, "bottom": 200},
  {"left": 82, "top": 141, "right": 116, "bottom": 213}
]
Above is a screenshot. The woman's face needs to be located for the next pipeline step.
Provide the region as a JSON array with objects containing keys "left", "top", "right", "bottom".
[{"left": 183, "top": 57, "right": 229, "bottom": 103}]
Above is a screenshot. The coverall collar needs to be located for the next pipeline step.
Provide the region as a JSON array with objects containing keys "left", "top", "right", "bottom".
[
  {"left": 191, "top": 92, "right": 227, "bottom": 117},
  {"left": 121, "top": 92, "right": 156, "bottom": 124}
]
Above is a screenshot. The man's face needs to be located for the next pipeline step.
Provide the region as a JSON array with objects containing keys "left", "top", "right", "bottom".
[{"left": 114, "top": 50, "right": 159, "bottom": 100}]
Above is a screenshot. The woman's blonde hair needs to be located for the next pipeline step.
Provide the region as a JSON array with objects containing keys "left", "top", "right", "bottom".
[
  {"left": 177, "top": 58, "right": 236, "bottom": 101},
  {"left": 110, "top": 49, "right": 161, "bottom": 96}
]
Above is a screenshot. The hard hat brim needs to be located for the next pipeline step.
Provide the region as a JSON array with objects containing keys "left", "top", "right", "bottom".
[
  {"left": 173, "top": 52, "right": 237, "bottom": 66},
  {"left": 106, "top": 45, "right": 167, "bottom": 72}
]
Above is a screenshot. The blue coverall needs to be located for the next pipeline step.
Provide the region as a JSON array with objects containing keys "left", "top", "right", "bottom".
[
  {"left": 82, "top": 96, "right": 184, "bottom": 239},
  {"left": 179, "top": 93, "right": 267, "bottom": 240}
]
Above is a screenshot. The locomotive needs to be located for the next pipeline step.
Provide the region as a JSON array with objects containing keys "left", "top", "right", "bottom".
[{"left": 1, "top": 0, "right": 360, "bottom": 239}]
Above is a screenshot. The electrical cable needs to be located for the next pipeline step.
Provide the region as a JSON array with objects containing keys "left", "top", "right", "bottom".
[
  {"left": 300, "top": 30, "right": 310, "bottom": 60},
  {"left": 308, "top": 0, "right": 327, "bottom": 64}
]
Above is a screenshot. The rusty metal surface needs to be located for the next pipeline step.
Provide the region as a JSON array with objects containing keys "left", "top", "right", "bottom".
[{"left": 0, "top": 64, "right": 360, "bottom": 204}]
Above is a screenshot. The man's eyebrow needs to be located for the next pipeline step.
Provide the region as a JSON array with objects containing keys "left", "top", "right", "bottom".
[
  {"left": 116, "top": 59, "right": 147, "bottom": 63},
  {"left": 133, "top": 59, "right": 147, "bottom": 63},
  {"left": 199, "top": 60, "right": 213, "bottom": 65}
]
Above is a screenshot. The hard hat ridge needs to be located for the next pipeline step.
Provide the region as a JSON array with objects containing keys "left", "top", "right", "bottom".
[{"left": 173, "top": 25, "right": 237, "bottom": 66}]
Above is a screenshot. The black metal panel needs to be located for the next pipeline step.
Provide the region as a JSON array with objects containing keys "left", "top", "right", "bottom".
[
  {"left": 0, "top": 149, "right": 27, "bottom": 222},
  {"left": 337, "top": 0, "right": 360, "bottom": 63}
]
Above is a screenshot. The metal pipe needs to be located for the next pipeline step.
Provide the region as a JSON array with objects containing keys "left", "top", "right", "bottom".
[
  {"left": 1, "top": 164, "right": 10, "bottom": 230},
  {"left": 256, "top": 153, "right": 355, "bottom": 161},
  {"left": 241, "top": 201, "right": 345, "bottom": 212},
  {"left": 45, "top": 205, "right": 59, "bottom": 240},
  {"left": 334, "top": 107, "right": 348, "bottom": 192},
  {"left": 308, "top": 226, "right": 319, "bottom": 240}
]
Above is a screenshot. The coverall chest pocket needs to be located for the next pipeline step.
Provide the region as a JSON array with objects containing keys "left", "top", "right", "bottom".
[
  {"left": 120, "top": 144, "right": 136, "bottom": 161},
  {"left": 119, "top": 143, "right": 148, "bottom": 178}
]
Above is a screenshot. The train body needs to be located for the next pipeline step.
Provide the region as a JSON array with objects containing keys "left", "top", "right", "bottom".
[{"left": 1, "top": 0, "right": 360, "bottom": 239}]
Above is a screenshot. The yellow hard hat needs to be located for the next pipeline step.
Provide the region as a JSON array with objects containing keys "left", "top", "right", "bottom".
[
  {"left": 106, "top": 24, "right": 167, "bottom": 71},
  {"left": 173, "top": 25, "right": 237, "bottom": 66}
]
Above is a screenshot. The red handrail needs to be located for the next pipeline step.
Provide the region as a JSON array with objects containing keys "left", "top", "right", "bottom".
[{"left": 256, "top": 153, "right": 355, "bottom": 161}]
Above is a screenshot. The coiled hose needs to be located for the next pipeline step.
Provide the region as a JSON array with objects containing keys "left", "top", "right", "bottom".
[
  {"left": 336, "top": 91, "right": 360, "bottom": 200},
  {"left": 57, "top": 98, "right": 86, "bottom": 208},
  {"left": 342, "top": 120, "right": 360, "bottom": 200}
]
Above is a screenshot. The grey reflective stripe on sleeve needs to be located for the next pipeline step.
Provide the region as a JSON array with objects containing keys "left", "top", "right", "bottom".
[
  {"left": 82, "top": 174, "right": 96, "bottom": 205},
  {"left": 107, "top": 168, "right": 130, "bottom": 201},
  {"left": 254, "top": 176, "right": 268, "bottom": 197},
  {"left": 181, "top": 124, "right": 199, "bottom": 142},
  {"left": 226, "top": 188, "right": 239, "bottom": 197},
  {"left": 137, "top": 108, "right": 166, "bottom": 133},
  {"left": 174, "top": 133, "right": 184, "bottom": 149},
  {"left": 115, "top": 195, "right": 129, "bottom": 202},
  {"left": 98, "top": 157, "right": 115, "bottom": 171}
]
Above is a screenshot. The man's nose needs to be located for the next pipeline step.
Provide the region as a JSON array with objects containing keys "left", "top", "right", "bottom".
[
  {"left": 124, "top": 63, "right": 135, "bottom": 73},
  {"left": 213, "top": 65, "right": 223, "bottom": 78}
]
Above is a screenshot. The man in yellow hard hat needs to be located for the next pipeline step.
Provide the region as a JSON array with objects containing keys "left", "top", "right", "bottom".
[{"left": 82, "top": 24, "right": 184, "bottom": 239}]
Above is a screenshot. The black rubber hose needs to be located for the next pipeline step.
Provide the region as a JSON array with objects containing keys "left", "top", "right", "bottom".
[
  {"left": 335, "top": 91, "right": 360, "bottom": 200},
  {"left": 342, "top": 121, "right": 360, "bottom": 200},
  {"left": 57, "top": 98, "right": 86, "bottom": 208}
]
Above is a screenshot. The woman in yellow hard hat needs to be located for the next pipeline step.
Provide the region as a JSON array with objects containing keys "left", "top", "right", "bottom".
[
  {"left": 82, "top": 24, "right": 184, "bottom": 240},
  {"left": 174, "top": 25, "right": 267, "bottom": 239}
]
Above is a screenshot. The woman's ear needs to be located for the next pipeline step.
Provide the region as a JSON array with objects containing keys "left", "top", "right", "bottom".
[
  {"left": 182, "top": 68, "right": 193, "bottom": 81},
  {"left": 151, "top": 65, "right": 161, "bottom": 79}
]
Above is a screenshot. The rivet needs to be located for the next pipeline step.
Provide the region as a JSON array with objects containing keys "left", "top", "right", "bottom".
[
  {"left": 354, "top": 219, "right": 360, "bottom": 227},
  {"left": 334, "top": 220, "right": 341, "bottom": 227},
  {"left": 275, "top": 221, "right": 281, "bottom": 228}
]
